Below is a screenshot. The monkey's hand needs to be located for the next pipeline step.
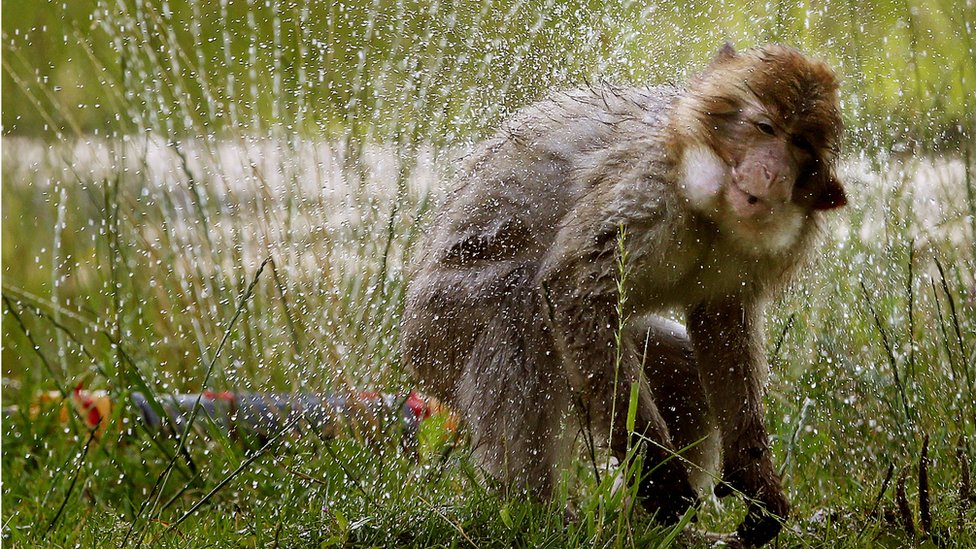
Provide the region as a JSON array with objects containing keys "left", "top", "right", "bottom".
[{"left": 714, "top": 454, "right": 790, "bottom": 547}]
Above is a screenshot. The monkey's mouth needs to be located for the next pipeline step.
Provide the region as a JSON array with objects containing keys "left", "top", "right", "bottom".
[
  {"left": 728, "top": 174, "right": 774, "bottom": 221},
  {"left": 730, "top": 176, "right": 762, "bottom": 205}
]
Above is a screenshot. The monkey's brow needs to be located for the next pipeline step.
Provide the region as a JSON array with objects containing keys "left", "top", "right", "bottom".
[
  {"left": 741, "top": 81, "right": 765, "bottom": 101},
  {"left": 705, "top": 108, "right": 740, "bottom": 118}
]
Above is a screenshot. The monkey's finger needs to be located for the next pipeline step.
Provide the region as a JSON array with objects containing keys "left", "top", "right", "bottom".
[{"left": 736, "top": 501, "right": 788, "bottom": 547}]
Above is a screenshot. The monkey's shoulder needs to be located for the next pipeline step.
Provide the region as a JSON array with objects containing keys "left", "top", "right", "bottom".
[{"left": 497, "top": 83, "right": 681, "bottom": 151}]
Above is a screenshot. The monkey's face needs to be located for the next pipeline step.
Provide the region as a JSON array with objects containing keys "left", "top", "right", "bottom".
[
  {"left": 675, "top": 44, "right": 847, "bottom": 253},
  {"left": 726, "top": 106, "right": 801, "bottom": 221}
]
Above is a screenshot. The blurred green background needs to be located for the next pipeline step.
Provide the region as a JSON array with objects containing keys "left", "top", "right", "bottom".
[{"left": 3, "top": 0, "right": 974, "bottom": 150}]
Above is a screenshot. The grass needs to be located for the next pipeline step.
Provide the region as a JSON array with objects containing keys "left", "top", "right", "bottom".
[{"left": 3, "top": 0, "right": 976, "bottom": 546}]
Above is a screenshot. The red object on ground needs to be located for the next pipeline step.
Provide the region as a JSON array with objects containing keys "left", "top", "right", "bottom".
[
  {"left": 405, "top": 391, "right": 431, "bottom": 420},
  {"left": 73, "top": 382, "right": 105, "bottom": 428}
]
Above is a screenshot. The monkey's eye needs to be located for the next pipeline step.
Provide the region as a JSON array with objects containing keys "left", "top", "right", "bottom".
[{"left": 755, "top": 122, "right": 775, "bottom": 136}]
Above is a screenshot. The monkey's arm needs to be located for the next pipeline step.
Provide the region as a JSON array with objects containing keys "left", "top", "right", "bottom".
[{"left": 687, "top": 298, "right": 789, "bottom": 546}]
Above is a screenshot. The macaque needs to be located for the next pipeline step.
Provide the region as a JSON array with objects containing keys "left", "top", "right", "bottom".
[{"left": 401, "top": 44, "right": 845, "bottom": 546}]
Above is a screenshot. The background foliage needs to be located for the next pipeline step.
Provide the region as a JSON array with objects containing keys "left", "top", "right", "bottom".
[{"left": 3, "top": 0, "right": 974, "bottom": 148}]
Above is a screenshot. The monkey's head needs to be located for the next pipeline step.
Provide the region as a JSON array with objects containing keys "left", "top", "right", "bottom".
[{"left": 671, "top": 44, "right": 845, "bottom": 253}]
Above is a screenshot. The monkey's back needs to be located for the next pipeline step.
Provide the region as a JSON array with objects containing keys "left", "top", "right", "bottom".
[{"left": 401, "top": 83, "right": 680, "bottom": 400}]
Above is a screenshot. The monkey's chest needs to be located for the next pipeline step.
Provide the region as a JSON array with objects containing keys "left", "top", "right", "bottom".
[{"left": 629, "top": 243, "right": 765, "bottom": 310}]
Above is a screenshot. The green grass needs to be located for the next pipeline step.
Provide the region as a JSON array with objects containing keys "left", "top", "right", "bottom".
[{"left": 3, "top": 0, "right": 976, "bottom": 546}]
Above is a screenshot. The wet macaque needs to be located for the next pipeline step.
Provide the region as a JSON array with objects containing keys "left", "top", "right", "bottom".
[{"left": 402, "top": 44, "right": 845, "bottom": 546}]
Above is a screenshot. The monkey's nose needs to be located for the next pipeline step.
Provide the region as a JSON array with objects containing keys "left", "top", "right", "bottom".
[
  {"left": 760, "top": 165, "right": 791, "bottom": 202},
  {"left": 746, "top": 195, "right": 759, "bottom": 205}
]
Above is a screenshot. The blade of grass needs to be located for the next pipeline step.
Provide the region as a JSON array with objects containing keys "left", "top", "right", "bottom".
[
  {"left": 860, "top": 281, "right": 914, "bottom": 429},
  {"left": 123, "top": 256, "right": 272, "bottom": 545},
  {"left": 858, "top": 462, "right": 895, "bottom": 545},
  {"left": 4, "top": 289, "right": 198, "bottom": 489},
  {"left": 934, "top": 257, "right": 975, "bottom": 429},
  {"left": 158, "top": 415, "right": 302, "bottom": 541},
  {"left": 919, "top": 434, "right": 931, "bottom": 536},
  {"left": 612, "top": 224, "right": 629, "bottom": 458},
  {"left": 779, "top": 396, "right": 814, "bottom": 479},
  {"left": 930, "top": 278, "right": 965, "bottom": 397},
  {"left": 12, "top": 297, "right": 102, "bottom": 376},
  {"left": 150, "top": 255, "right": 272, "bottom": 498},
  {"left": 655, "top": 506, "right": 697, "bottom": 548},
  {"left": 269, "top": 258, "right": 303, "bottom": 358},
  {"left": 869, "top": 463, "right": 896, "bottom": 519},
  {"left": 957, "top": 435, "right": 973, "bottom": 508},
  {"left": 626, "top": 382, "right": 639, "bottom": 436},
  {"left": 2, "top": 295, "right": 69, "bottom": 399},
  {"left": 42, "top": 430, "right": 97, "bottom": 538},
  {"left": 907, "top": 240, "right": 916, "bottom": 380},
  {"left": 415, "top": 493, "right": 479, "bottom": 549},
  {"left": 770, "top": 312, "right": 796, "bottom": 366}
]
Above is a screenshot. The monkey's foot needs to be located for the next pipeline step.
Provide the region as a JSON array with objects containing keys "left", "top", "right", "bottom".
[
  {"left": 715, "top": 456, "right": 790, "bottom": 547},
  {"left": 736, "top": 496, "right": 788, "bottom": 547},
  {"left": 636, "top": 466, "right": 700, "bottom": 525}
]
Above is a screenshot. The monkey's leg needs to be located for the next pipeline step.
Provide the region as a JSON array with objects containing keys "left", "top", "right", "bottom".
[
  {"left": 688, "top": 300, "right": 789, "bottom": 547},
  {"left": 456, "top": 283, "right": 571, "bottom": 500},
  {"left": 551, "top": 295, "right": 699, "bottom": 523},
  {"left": 633, "top": 316, "right": 720, "bottom": 494}
]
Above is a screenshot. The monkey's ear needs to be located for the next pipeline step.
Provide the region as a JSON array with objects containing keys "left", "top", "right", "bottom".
[
  {"left": 712, "top": 43, "right": 738, "bottom": 64},
  {"left": 811, "top": 175, "right": 847, "bottom": 210}
]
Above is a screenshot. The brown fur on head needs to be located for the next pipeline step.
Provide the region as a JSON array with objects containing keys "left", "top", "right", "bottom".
[
  {"left": 693, "top": 44, "right": 842, "bottom": 149},
  {"left": 670, "top": 44, "right": 846, "bottom": 254},
  {"left": 674, "top": 44, "right": 847, "bottom": 214}
]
